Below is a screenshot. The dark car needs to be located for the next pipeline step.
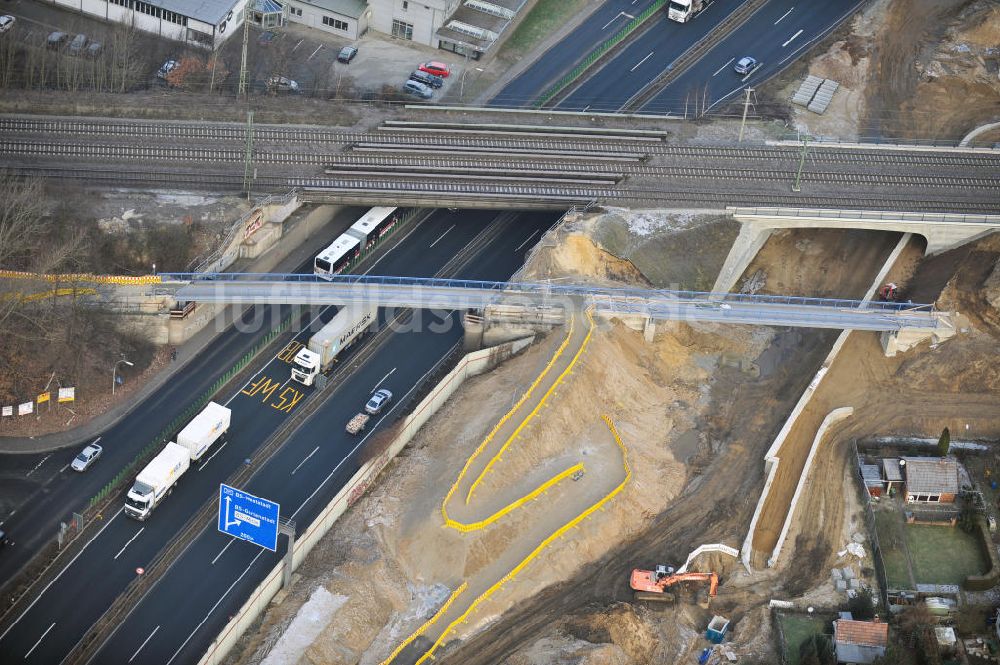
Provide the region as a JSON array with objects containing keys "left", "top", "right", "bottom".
[
  {"left": 47, "top": 31, "right": 69, "bottom": 49},
  {"left": 337, "top": 45, "right": 357, "bottom": 63},
  {"left": 409, "top": 70, "right": 443, "bottom": 89}
]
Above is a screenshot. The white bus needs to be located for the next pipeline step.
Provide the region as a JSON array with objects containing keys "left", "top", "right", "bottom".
[
  {"left": 345, "top": 207, "right": 400, "bottom": 252},
  {"left": 314, "top": 234, "right": 361, "bottom": 279}
]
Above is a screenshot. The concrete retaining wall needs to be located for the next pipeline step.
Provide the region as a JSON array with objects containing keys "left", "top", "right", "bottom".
[
  {"left": 740, "top": 234, "right": 913, "bottom": 571},
  {"left": 196, "top": 336, "right": 535, "bottom": 665}
]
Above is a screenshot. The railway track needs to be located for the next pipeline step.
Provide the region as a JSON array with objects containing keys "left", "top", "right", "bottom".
[{"left": 2, "top": 115, "right": 998, "bottom": 171}]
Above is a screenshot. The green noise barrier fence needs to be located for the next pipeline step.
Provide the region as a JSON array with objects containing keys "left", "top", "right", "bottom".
[{"left": 534, "top": 0, "right": 666, "bottom": 108}]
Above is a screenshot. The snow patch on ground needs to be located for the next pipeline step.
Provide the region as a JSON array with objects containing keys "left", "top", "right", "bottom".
[
  {"left": 360, "top": 584, "right": 452, "bottom": 665},
  {"left": 154, "top": 192, "right": 222, "bottom": 207},
  {"left": 625, "top": 211, "right": 699, "bottom": 237},
  {"left": 261, "top": 586, "right": 348, "bottom": 665}
]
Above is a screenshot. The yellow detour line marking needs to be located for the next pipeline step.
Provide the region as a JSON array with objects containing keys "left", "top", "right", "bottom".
[
  {"left": 465, "top": 308, "right": 596, "bottom": 504},
  {"left": 412, "top": 415, "right": 631, "bottom": 665},
  {"left": 439, "top": 315, "right": 577, "bottom": 522},
  {"left": 378, "top": 582, "right": 468, "bottom": 665},
  {"left": 0, "top": 270, "right": 162, "bottom": 285}
]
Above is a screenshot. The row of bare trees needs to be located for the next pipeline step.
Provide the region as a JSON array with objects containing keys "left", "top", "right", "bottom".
[{"left": 0, "top": 20, "right": 146, "bottom": 92}]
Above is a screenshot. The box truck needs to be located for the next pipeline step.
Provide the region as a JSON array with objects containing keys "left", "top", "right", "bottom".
[
  {"left": 125, "top": 442, "right": 191, "bottom": 520},
  {"left": 176, "top": 401, "right": 231, "bottom": 460},
  {"left": 291, "top": 304, "right": 378, "bottom": 387}
]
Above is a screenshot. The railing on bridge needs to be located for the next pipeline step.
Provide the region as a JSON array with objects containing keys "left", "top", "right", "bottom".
[{"left": 160, "top": 273, "right": 935, "bottom": 313}]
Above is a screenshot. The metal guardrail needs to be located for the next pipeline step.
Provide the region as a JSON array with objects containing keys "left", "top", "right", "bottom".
[
  {"left": 159, "top": 272, "right": 935, "bottom": 312},
  {"left": 728, "top": 207, "right": 1000, "bottom": 224}
]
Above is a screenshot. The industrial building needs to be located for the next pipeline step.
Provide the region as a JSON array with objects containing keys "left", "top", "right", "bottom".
[{"left": 51, "top": 0, "right": 248, "bottom": 49}]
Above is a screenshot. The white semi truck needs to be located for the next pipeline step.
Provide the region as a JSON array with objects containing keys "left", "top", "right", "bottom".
[
  {"left": 125, "top": 402, "right": 231, "bottom": 520},
  {"left": 668, "top": 0, "right": 705, "bottom": 22},
  {"left": 291, "top": 304, "right": 378, "bottom": 387}
]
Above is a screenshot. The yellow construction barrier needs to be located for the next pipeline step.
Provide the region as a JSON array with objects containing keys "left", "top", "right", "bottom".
[
  {"left": 412, "top": 415, "right": 631, "bottom": 665},
  {"left": 0, "top": 270, "right": 162, "bottom": 285},
  {"left": 3, "top": 287, "right": 99, "bottom": 303},
  {"left": 377, "top": 582, "right": 468, "bottom": 665}
]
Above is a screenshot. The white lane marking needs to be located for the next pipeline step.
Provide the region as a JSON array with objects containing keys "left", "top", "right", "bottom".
[
  {"left": 129, "top": 625, "right": 159, "bottom": 662},
  {"left": 630, "top": 51, "right": 654, "bottom": 72},
  {"left": 211, "top": 540, "right": 234, "bottom": 565},
  {"left": 291, "top": 39, "right": 304, "bottom": 52},
  {"left": 307, "top": 44, "right": 323, "bottom": 60},
  {"left": 114, "top": 528, "right": 144, "bottom": 560},
  {"left": 601, "top": 11, "right": 633, "bottom": 30},
  {"left": 713, "top": 58, "right": 735, "bottom": 76},
  {"left": 774, "top": 7, "right": 793, "bottom": 24},
  {"left": 515, "top": 230, "right": 540, "bottom": 252},
  {"left": 165, "top": 550, "right": 265, "bottom": 665},
  {"left": 428, "top": 224, "right": 456, "bottom": 248},
  {"left": 291, "top": 446, "right": 319, "bottom": 475},
  {"left": 59, "top": 464, "right": 70, "bottom": 473},
  {"left": 0, "top": 508, "right": 123, "bottom": 642},
  {"left": 25, "top": 454, "right": 52, "bottom": 478},
  {"left": 370, "top": 367, "right": 396, "bottom": 393},
  {"left": 23, "top": 622, "right": 55, "bottom": 659},
  {"left": 782, "top": 29, "right": 803, "bottom": 47},
  {"left": 198, "top": 441, "right": 228, "bottom": 471}
]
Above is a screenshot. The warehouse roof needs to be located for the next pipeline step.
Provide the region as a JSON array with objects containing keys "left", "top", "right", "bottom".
[
  {"left": 148, "top": 0, "right": 239, "bottom": 25},
  {"left": 287, "top": 0, "right": 366, "bottom": 18},
  {"left": 903, "top": 457, "right": 959, "bottom": 495}
]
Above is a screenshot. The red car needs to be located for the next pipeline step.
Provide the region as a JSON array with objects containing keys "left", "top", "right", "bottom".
[{"left": 418, "top": 61, "right": 451, "bottom": 78}]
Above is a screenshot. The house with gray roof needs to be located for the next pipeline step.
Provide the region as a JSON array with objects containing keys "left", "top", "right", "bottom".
[{"left": 902, "top": 456, "right": 959, "bottom": 503}]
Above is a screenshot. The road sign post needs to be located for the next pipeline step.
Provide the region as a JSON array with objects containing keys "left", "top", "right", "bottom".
[{"left": 218, "top": 484, "right": 280, "bottom": 551}]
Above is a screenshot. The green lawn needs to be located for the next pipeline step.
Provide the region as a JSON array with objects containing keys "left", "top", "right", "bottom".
[
  {"left": 779, "top": 615, "right": 829, "bottom": 665},
  {"left": 906, "top": 524, "right": 988, "bottom": 586},
  {"left": 500, "top": 0, "right": 592, "bottom": 55},
  {"left": 882, "top": 547, "right": 912, "bottom": 589}
]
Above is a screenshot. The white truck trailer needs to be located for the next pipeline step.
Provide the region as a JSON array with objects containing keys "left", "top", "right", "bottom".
[
  {"left": 668, "top": 0, "right": 705, "bottom": 22},
  {"left": 176, "top": 401, "right": 231, "bottom": 461},
  {"left": 125, "top": 442, "right": 191, "bottom": 520},
  {"left": 291, "top": 304, "right": 378, "bottom": 387}
]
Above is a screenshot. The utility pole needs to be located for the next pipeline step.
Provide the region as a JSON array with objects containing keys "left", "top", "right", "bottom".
[
  {"left": 738, "top": 87, "right": 754, "bottom": 143},
  {"left": 792, "top": 135, "right": 810, "bottom": 192},
  {"left": 243, "top": 110, "right": 254, "bottom": 200},
  {"left": 238, "top": 15, "right": 250, "bottom": 98}
]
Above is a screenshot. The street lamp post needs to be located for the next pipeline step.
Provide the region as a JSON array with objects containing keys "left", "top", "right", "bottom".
[{"left": 113, "top": 357, "right": 134, "bottom": 395}]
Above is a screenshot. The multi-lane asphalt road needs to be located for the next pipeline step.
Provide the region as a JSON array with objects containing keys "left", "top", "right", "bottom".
[{"left": 0, "top": 209, "right": 557, "bottom": 664}]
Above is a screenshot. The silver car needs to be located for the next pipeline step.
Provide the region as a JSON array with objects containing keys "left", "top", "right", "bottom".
[
  {"left": 364, "top": 389, "right": 393, "bottom": 415},
  {"left": 733, "top": 56, "right": 758, "bottom": 75},
  {"left": 71, "top": 443, "right": 103, "bottom": 472}
]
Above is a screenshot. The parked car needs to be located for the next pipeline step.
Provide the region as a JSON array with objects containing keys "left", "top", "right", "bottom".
[
  {"left": 47, "top": 31, "right": 69, "bottom": 49},
  {"left": 0, "top": 528, "right": 8, "bottom": 549},
  {"left": 733, "top": 55, "right": 758, "bottom": 75},
  {"left": 409, "top": 70, "right": 443, "bottom": 89},
  {"left": 71, "top": 443, "right": 103, "bottom": 472},
  {"left": 337, "top": 45, "right": 357, "bottom": 63},
  {"left": 267, "top": 75, "right": 299, "bottom": 93},
  {"left": 418, "top": 61, "right": 451, "bottom": 78},
  {"left": 364, "top": 389, "right": 393, "bottom": 415},
  {"left": 86, "top": 41, "right": 103, "bottom": 57},
  {"left": 402, "top": 79, "right": 433, "bottom": 99},
  {"left": 0, "top": 15, "right": 15, "bottom": 33},
  {"left": 68, "top": 33, "right": 88, "bottom": 55},
  {"left": 157, "top": 59, "right": 178, "bottom": 79}
]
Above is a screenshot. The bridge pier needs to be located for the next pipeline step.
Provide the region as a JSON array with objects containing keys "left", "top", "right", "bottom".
[{"left": 711, "top": 222, "right": 772, "bottom": 294}]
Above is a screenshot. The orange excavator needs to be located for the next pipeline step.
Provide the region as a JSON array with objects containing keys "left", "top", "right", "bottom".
[{"left": 630, "top": 564, "right": 719, "bottom": 603}]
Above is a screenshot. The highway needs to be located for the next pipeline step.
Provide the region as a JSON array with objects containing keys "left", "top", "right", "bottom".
[
  {"left": 0, "top": 209, "right": 556, "bottom": 663},
  {"left": 642, "top": 0, "right": 865, "bottom": 114},
  {"left": 489, "top": 0, "right": 660, "bottom": 108}
]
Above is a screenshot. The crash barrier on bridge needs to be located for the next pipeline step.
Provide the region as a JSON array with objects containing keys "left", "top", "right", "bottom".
[
  {"left": 0, "top": 269, "right": 161, "bottom": 285},
  {"left": 740, "top": 234, "right": 912, "bottom": 570},
  {"left": 88, "top": 314, "right": 295, "bottom": 510},
  {"left": 195, "top": 336, "right": 536, "bottom": 665},
  {"left": 533, "top": 0, "right": 666, "bottom": 109},
  {"left": 389, "top": 414, "right": 631, "bottom": 665}
]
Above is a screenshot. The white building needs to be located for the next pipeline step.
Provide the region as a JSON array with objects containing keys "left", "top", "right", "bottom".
[
  {"left": 51, "top": 0, "right": 248, "bottom": 48},
  {"left": 283, "top": 0, "right": 368, "bottom": 40}
]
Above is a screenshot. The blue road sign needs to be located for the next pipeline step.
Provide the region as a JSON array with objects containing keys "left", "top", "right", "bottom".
[{"left": 218, "top": 484, "right": 280, "bottom": 551}]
